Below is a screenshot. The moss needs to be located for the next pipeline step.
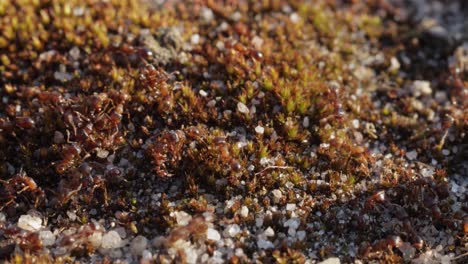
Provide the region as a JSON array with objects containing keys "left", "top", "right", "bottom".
[{"left": 0, "top": 0, "right": 466, "bottom": 262}]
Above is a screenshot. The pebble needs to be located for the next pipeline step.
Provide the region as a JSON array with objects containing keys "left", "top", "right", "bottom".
[
  {"left": 284, "top": 218, "right": 300, "bottom": 230},
  {"left": 251, "top": 36, "right": 263, "bottom": 49},
  {"left": 191, "top": 34, "right": 200, "bottom": 45},
  {"left": 114, "top": 226, "right": 127, "bottom": 239},
  {"left": 398, "top": 243, "right": 416, "bottom": 261},
  {"left": 406, "top": 150, "right": 418, "bottom": 161},
  {"left": 152, "top": 236, "right": 166, "bottom": 248},
  {"left": 224, "top": 224, "right": 241, "bottom": 237},
  {"left": 109, "top": 248, "right": 123, "bottom": 258},
  {"left": 201, "top": 7, "right": 214, "bottom": 22},
  {"left": 142, "top": 250, "right": 152, "bottom": 260},
  {"left": 389, "top": 57, "right": 400, "bottom": 72},
  {"left": 237, "top": 102, "right": 249, "bottom": 114},
  {"left": 286, "top": 203, "right": 296, "bottom": 211},
  {"left": 0, "top": 212, "right": 5, "bottom": 222},
  {"left": 257, "top": 239, "right": 274, "bottom": 249},
  {"left": 272, "top": 189, "right": 282, "bottom": 202},
  {"left": 53, "top": 71, "right": 73, "bottom": 82},
  {"left": 289, "top": 13, "right": 299, "bottom": 23},
  {"left": 239, "top": 206, "right": 249, "bottom": 218},
  {"left": 319, "top": 257, "right": 341, "bottom": 264},
  {"left": 173, "top": 211, "right": 192, "bottom": 226},
  {"left": 255, "top": 217, "right": 264, "bottom": 228},
  {"left": 39, "top": 230, "right": 56, "bottom": 246},
  {"left": 297, "top": 230, "right": 306, "bottom": 241},
  {"left": 89, "top": 232, "right": 103, "bottom": 248},
  {"left": 271, "top": 189, "right": 283, "bottom": 199},
  {"left": 352, "top": 119, "right": 360, "bottom": 129},
  {"left": 17, "top": 214, "right": 42, "bottom": 232},
  {"left": 101, "top": 231, "right": 123, "bottom": 249},
  {"left": 255, "top": 125, "right": 264, "bottom": 134},
  {"left": 130, "top": 235, "right": 149, "bottom": 256},
  {"left": 263, "top": 227, "right": 275, "bottom": 237},
  {"left": 412, "top": 80, "right": 432, "bottom": 97},
  {"left": 206, "top": 228, "right": 221, "bottom": 241},
  {"left": 303, "top": 116, "right": 310, "bottom": 128},
  {"left": 96, "top": 148, "right": 109, "bottom": 159},
  {"left": 69, "top": 46, "right": 81, "bottom": 60}
]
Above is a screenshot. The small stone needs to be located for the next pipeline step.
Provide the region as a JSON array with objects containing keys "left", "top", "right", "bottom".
[
  {"left": 235, "top": 248, "right": 244, "bottom": 257},
  {"left": 151, "top": 236, "right": 166, "bottom": 248},
  {"left": 206, "top": 228, "right": 221, "bottom": 241},
  {"left": 272, "top": 189, "right": 282, "bottom": 199},
  {"left": 73, "top": 6, "right": 84, "bottom": 16},
  {"left": 101, "top": 231, "right": 123, "bottom": 249},
  {"left": 0, "top": 212, "right": 5, "bottom": 222},
  {"left": 18, "top": 214, "right": 42, "bottom": 232},
  {"left": 257, "top": 239, "right": 274, "bottom": 249},
  {"left": 255, "top": 217, "right": 264, "bottom": 228},
  {"left": 191, "top": 34, "right": 200, "bottom": 45},
  {"left": 352, "top": 119, "right": 360, "bottom": 129},
  {"left": 297, "top": 230, "right": 306, "bottom": 241},
  {"left": 406, "top": 150, "right": 418, "bottom": 161},
  {"left": 173, "top": 211, "right": 192, "bottom": 226},
  {"left": 109, "top": 248, "right": 123, "bottom": 258},
  {"left": 207, "top": 100, "right": 216, "bottom": 107},
  {"left": 96, "top": 148, "right": 109, "bottom": 159},
  {"left": 224, "top": 224, "right": 241, "bottom": 237},
  {"left": 286, "top": 203, "right": 296, "bottom": 211},
  {"left": 272, "top": 189, "right": 282, "bottom": 203},
  {"left": 239, "top": 206, "right": 249, "bottom": 218},
  {"left": 290, "top": 13, "right": 299, "bottom": 23},
  {"left": 421, "top": 167, "right": 434, "bottom": 178},
  {"left": 440, "top": 255, "right": 452, "bottom": 264},
  {"left": 319, "top": 257, "right": 341, "bottom": 264},
  {"left": 284, "top": 218, "right": 300, "bottom": 230},
  {"left": 114, "top": 227, "right": 127, "bottom": 239},
  {"left": 142, "top": 250, "right": 152, "bottom": 260},
  {"left": 130, "top": 235, "right": 149, "bottom": 256},
  {"left": 67, "top": 211, "right": 77, "bottom": 221},
  {"left": 39, "top": 230, "right": 56, "bottom": 246},
  {"left": 237, "top": 102, "right": 249, "bottom": 114},
  {"left": 398, "top": 243, "right": 416, "bottom": 262},
  {"left": 69, "top": 46, "right": 80, "bottom": 60},
  {"left": 54, "top": 65, "right": 73, "bottom": 82},
  {"left": 231, "top": 11, "right": 242, "bottom": 21},
  {"left": 263, "top": 227, "right": 275, "bottom": 237},
  {"left": 389, "top": 57, "right": 400, "bottom": 72},
  {"left": 251, "top": 36, "right": 263, "bottom": 49},
  {"left": 412, "top": 80, "right": 432, "bottom": 97},
  {"left": 88, "top": 232, "right": 103, "bottom": 248},
  {"left": 201, "top": 7, "right": 214, "bottom": 22},
  {"left": 199, "top": 89, "right": 208, "bottom": 97},
  {"left": 288, "top": 227, "right": 296, "bottom": 237},
  {"left": 260, "top": 157, "right": 269, "bottom": 166},
  {"left": 303, "top": 117, "right": 310, "bottom": 128},
  {"left": 255, "top": 125, "right": 264, "bottom": 134}
]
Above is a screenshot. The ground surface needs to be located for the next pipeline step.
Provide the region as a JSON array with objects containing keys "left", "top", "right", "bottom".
[{"left": 0, "top": 0, "right": 467, "bottom": 263}]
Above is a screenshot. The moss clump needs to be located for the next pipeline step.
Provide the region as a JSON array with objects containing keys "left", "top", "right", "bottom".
[{"left": 0, "top": 0, "right": 466, "bottom": 263}]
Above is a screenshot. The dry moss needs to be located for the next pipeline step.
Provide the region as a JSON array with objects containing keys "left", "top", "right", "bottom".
[{"left": 0, "top": 0, "right": 466, "bottom": 263}]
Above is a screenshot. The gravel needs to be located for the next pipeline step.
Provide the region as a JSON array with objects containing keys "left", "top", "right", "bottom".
[
  {"left": 0, "top": 0, "right": 466, "bottom": 263},
  {"left": 17, "top": 215, "right": 42, "bottom": 232},
  {"left": 101, "top": 231, "right": 123, "bottom": 249}
]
